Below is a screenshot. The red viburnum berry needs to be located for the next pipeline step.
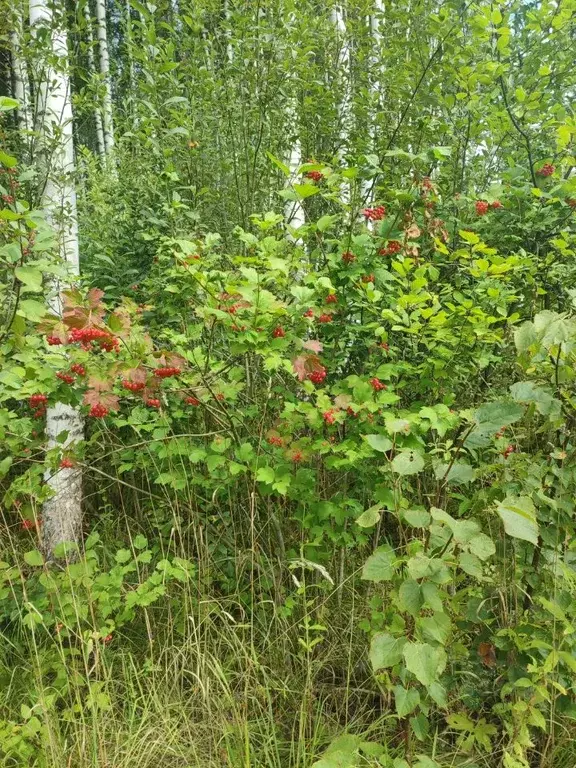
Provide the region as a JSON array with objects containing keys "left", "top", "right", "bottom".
[
  {"left": 370, "top": 377, "right": 386, "bottom": 391},
  {"left": 122, "top": 380, "right": 145, "bottom": 392},
  {"left": 475, "top": 200, "right": 489, "bottom": 216},
  {"left": 267, "top": 436, "right": 283, "bottom": 447},
  {"left": 303, "top": 308, "right": 315, "bottom": 318},
  {"left": 384, "top": 240, "right": 402, "bottom": 255},
  {"left": 538, "top": 163, "right": 555, "bottom": 177},
  {"left": 304, "top": 170, "right": 323, "bottom": 182},
  {"left": 216, "top": 393, "right": 225, "bottom": 401},
  {"left": 155, "top": 366, "right": 180, "bottom": 378},
  {"left": 362, "top": 205, "right": 386, "bottom": 221},
  {"left": 341, "top": 251, "right": 356, "bottom": 264},
  {"left": 362, "top": 274, "right": 375, "bottom": 284},
  {"left": 185, "top": 396, "right": 200, "bottom": 406},
  {"left": 323, "top": 409, "right": 336, "bottom": 425},
  {"left": 317, "top": 313, "right": 333, "bottom": 324},
  {"left": 272, "top": 327, "right": 285, "bottom": 338},
  {"left": 89, "top": 404, "right": 108, "bottom": 418},
  {"left": 29, "top": 394, "right": 47, "bottom": 408},
  {"left": 47, "top": 335, "right": 63, "bottom": 346},
  {"left": 56, "top": 372, "right": 75, "bottom": 385},
  {"left": 307, "top": 368, "right": 327, "bottom": 385},
  {"left": 102, "top": 634, "right": 113, "bottom": 644},
  {"left": 379, "top": 342, "right": 390, "bottom": 351},
  {"left": 71, "top": 364, "right": 86, "bottom": 376},
  {"left": 21, "top": 519, "right": 36, "bottom": 531},
  {"left": 291, "top": 450, "right": 304, "bottom": 463},
  {"left": 2, "top": 194, "right": 15, "bottom": 204},
  {"left": 490, "top": 200, "right": 503, "bottom": 209},
  {"left": 32, "top": 408, "right": 46, "bottom": 419},
  {"left": 60, "top": 457, "right": 74, "bottom": 469},
  {"left": 99, "top": 337, "right": 120, "bottom": 353},
  {"left": 347, "top": 406, "right": 359, "bottom": 417},
  {"left": 325, "top": 294, "right": 337, "bottom": 304},
  {"left": 146, "top": 398, "right": 161, "bottom": 408},
  {"left": 503, "top": 444, "right": 516, "bottom": 458}
]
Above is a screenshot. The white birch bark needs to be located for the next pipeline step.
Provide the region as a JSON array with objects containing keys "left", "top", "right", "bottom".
[
  {"left": 83, "top": 0, "right": 105, "bottom": 158},
  {"left": 30, "top": 0, "right": 85, "bottom": 558},
  {"left": 95, "top": 0, "right": 115, "bottom": 154},
  {"left": 331, "top": 3, "right": 351, "bottom": 205},
  {"left": 362, "top": 0, "right": 384, "bottom": 207}
]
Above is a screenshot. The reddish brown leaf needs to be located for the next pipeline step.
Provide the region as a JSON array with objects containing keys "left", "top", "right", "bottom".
[
  {"left": 292, "top": 353, "right": 324, "bottom": 382},
  {"left": 302, "top": 339, "right": 323, "bottom": 353},
  {"left": 122, "top": 367, "right": 147, "bottom": 385},
  {"left": 333, "top": 394, "right": 351, "bottom": 410},
  {"left": 478, "top": 642, "right": 496, "bottom": 668}
]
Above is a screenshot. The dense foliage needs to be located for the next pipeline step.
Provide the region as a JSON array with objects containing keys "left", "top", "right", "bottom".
[{"left": 2, "top": 1, "right": 576, "bottom": 767}]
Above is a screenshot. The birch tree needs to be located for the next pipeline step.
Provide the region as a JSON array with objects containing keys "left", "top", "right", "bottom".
[
  {"left": 82, "top": 0, "right": 105, "bottom": 158},
  {"left": 95, "top": 0, "right": 115, "bottom": 154},
  {"left": 29, "top": 0, "right": 84, "bottom": 558},
  {"left": 9, "top": 2, "right": 33, "bottom": 136}
]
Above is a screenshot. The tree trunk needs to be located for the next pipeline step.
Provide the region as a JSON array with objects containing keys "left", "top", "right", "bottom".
[
  {"left": 29, "top": 0, "right": 85, "bottom": 560},
  {"left": 83, "top": 0, "right": 106, "bottom": 158},
  {"left": 95, "top": 0, "right": 115, "bottom": 154}
]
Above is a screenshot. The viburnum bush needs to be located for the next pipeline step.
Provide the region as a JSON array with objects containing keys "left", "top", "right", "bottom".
[{"left": 3, "top": 155, "right": 576, "bottom": 766}]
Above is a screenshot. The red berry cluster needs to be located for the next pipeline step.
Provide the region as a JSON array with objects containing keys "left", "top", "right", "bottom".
[
  {"left": 29, "top": 394, "right": 47, "bottom": 408},
  {"left": 304, "top": 170, "right": 323, "bottom": 182},
  {"left": 267, "top": 436, "right": 283, "bottom": 447},
  {"left": 362, "top": 274, "right": 375, "bottom": 284},
  {"left": 272, "top": 327, "right": 286, "bottom": 338},
  {"left": 60, "top": 457, "right": 74, "bottom": 469},
  {"left": 379, "top": 342, "right": 390, "bottom": 351},
  {"left": 538, "top": 164, "right": 555, "bottom": 177},
  {"left": 341, "top": 251, "right": 356, "bottom": 264},
  {"left": 70, "top": 364, "right": 86, "bottom": 376},
  {"left": 47, "top": 335, "right": 63, "bottom": 346},
  {"left": 490, "top": 200, "right": 502, "bottom": 209},
  {"left": 22, "top": 519, "right": 37, "bottom": 531},
  {"left": 325, "top": 294, "right": 337, "bottom": 304},
  {"left": 303, "top": 308, "right": 315, "bottom": 318},
  {"left": 323, "top": 409, "right": 336, "bottom": 425},
  {"left": 384, "top": 240, "right": 402, "bottom": 255},
  {"left": 502, "top": 444, "right": 515, "bottom": 458},
  {"left": 70, "top": 327, "right": 109, "bottom": 343},
  {"left": 362, "top": 205, "right": 386, "bottom": 221},
  {"left": 185, "top": 396, "right": 200, "bottom": 406},
  {"left": 291, "top": 450, "right": 304, "bottom": 463},
  {"left": 317, "top": 313, "right": 333, "bottom": 324},
  {"left": 89, "top": 404, "right": 108, "bottom": 418},
  {"left": 56, "top": 372, "right": 75, "bottom": 385},
  {"left": 1, "top": 194, "right": 15, "bottom": 204},
  {"left": 308, "top": 368, "right": 327, "bottom": 385},
  {"left": 154, "top": 366, "right": 181, "bottom": 378},
  {"left": 347, "top": 406, "right": 359, "bottom": 418},
  {"left": 370, "top": 377, "right": 386, "bottom": 391},
  {"left": 122, "top": 380, "right": 145, "bottom": 392},
  {"left": 475, "top": 201, "right": 489, "bottom": 216},
  {"left": 146, "top": 398, "right": 161, "bottom": 408}
]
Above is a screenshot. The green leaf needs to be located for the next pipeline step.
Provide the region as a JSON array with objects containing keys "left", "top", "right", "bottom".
[
  {"left": 419, "top": 613, "right": 451, "bottom": 645},
  {"left": 316, "top": 214, "right": 339, "bottom": 232},
  {"left": 434, "top": 461, "right": 475, "bottom": 484},
  {"left": 256, "top": 466, "right": 275, "bottom": 484},
  {"left": 392, "top": 451, "right": 425, "bottom": 475},
  {"left": 397, "top": 579, "right": 424, "bottom": 616},
  {"left": 293, "top": 183, "right": 321, "bottom": 200},
  {"left": 403, "top": 642, "right": 447, "bottom": 687},
  {"left": 468, "top": 533, "right": 496, "bottom": 560},
  {"left": 15, "top": 266, "right": 43, "bottom": 292},
  {"left": 0, "top": 150, "right": 18, "bottom": 168},
  {"left": 459, "top": 552, "right": 483, "bottom": 578},
  {"left": 403, "top": 509, "right": 431, "bottom": 528},
  {"left": 362, "top": 544, "right": 396, "bottom": 582},
  {"left": 266, "top": 151, "right": 290, "bottom": 177},
  {"left": 18, "top": 299, "right": 47, "bottom": 321},
  {"left": 24, "top": 550, "right": 44, "bottom": 567},
  {"left": 496, "top": 495, "right": 539, "bottom": 545},
  {"left": 514, "top": 321, "right": 537, "bottom": 353},
  {"left": 474, "top": 400, "right": 525, "bottom": 435},
  {"left": 364, "top": 434, "right": 393, "bottom": 453},
  {"left": 133, "top": 534, "right": 148, "bottom": 550},
  {"left": 356, "top": 503, "right": 382, "bottom": 528},
  {"left": 510, "top": 381, "right": 560, "bottom": 418},
  {"left": 370, "top": 633, "right": 407, "bottom": 671},
  {"left": 115, "top": 549, "right": 132, "bottom": 563},
  {"left": 0, "top": 96, "right": 19, "bottom": 111},
  {"left": 394, "top": 685, "right": 420, "bottom": 717}
]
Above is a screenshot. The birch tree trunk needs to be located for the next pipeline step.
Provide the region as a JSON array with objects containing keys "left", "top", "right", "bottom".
[
  {"left": 83, "top": 0, "right": 105, "bottom": 158},
  {"left": 95, "top": 0, "right": 115, "bottom": 154},
  {"left": 331, "top": 3, "right": 351, "bottom": 205},
  {"left": 29, "top": 0, "right": 84, "bottom": 559},
  {"left": 362, "top": 0, "right": 384, "bottom": 207}
]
